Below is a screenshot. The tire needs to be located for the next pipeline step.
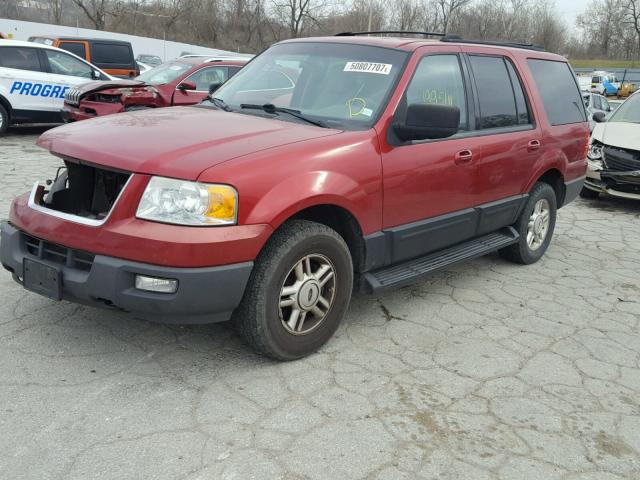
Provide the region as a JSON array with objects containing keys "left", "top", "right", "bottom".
[
  {"left": 233, "top": 220, "right": 353, "bottom": 360},
  {"left": 499, "top": 182, "right": 557, "bottom": 265},
  {"left": 579, "top": 186, "right": 600, "bottom": 199},
  {"left": 0, "top": 103, "right": 9, "bottom": 135}
]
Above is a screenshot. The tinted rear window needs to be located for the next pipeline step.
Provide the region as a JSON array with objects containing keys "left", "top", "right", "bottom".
[
  {"left": 91, "top": 43, "right": 132, "bottom": 65},
  {"left": 528, "top": 59, "right": 586, "bottom": 125},
  {"left": 0, "top": 47, "right": 41, "bottom": 71}
]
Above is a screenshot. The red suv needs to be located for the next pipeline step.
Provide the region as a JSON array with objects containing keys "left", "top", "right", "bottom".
[
  {"left": 61, "top": 56, "right": 248, "bottom": 121},
  {"left": 1, "top": 33, "right": 588, "bottom": 360}
]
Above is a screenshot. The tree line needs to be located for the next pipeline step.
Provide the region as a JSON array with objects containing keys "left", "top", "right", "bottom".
[{"left": 2, "top": 0, "right": 640, "bottom": 59}]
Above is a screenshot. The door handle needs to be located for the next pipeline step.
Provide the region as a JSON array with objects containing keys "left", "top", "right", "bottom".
[
  {"left": 527, "top": 139, "right": 541, "bottom": 151},
  {"left": 454, "top": 149, "right": 474, "bottom": 165}
]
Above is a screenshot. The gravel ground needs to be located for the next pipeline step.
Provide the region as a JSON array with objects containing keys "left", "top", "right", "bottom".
[{"left": 1, "top": 125, "right": 639, "bottom": 480}]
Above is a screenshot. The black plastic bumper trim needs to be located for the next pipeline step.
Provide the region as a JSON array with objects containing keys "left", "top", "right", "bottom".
[{"left": 1, "top": 222, "right": 253, "bottom": 324}]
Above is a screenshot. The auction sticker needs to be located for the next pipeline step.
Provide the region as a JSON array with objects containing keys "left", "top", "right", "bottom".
[{"left": 344, "top": 62, "right": 392, "bottom": 75}]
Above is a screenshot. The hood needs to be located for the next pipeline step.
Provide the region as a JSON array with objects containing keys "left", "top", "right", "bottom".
[
  {"left": 37, "top": 107, "right": 341, "bottom": 180},
  {"left": 72, "top": 79, "right": 146, "bottom": 97},
  {"left": 592, "top": 121, "right": 640, "bottom": 150}
]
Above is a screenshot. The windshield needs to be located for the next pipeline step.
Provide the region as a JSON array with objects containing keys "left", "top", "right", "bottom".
[
  {"left": 136, "top": 61, "right": 192, "bottom": 84},
  {"left": 213, "top": 42, "right": 409, "bottom": 129},
  {"left": 608, "top": 93, "right": 640, "bottom": 124}
]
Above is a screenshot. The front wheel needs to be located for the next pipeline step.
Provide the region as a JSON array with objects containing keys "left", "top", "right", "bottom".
[
  {"left": 500, "top": 182, "right": 557, "bottom": 265},
  {"left": 233, "top": 220, "right": 353, "bottom": 360}
]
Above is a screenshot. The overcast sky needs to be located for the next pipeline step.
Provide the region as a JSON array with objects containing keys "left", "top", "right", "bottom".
[{"left": 556, "top": 0, "right": 587, "bottom": 30}]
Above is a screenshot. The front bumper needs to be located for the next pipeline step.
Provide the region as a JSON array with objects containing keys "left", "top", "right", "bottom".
[
  {"left": 585, "top": 159, "right": 640, "bottom": 200},
  {"left": 1, "top": 222, "right": 253, "bottom": 324},
  {"left": 62, "top": 101, "right": 124, "bottom": 122}
]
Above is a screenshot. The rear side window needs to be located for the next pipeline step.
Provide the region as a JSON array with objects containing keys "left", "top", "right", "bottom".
[
  {"left": 469, "top": 55, "right": 530, "bottom": 129},
  {"left": 0, "top": 47, "right": 41, "bottom": 72},
  {"left": 59, "top": 42, "right": 86, "bottom": 59},
  {"left": 91, "top": 43, "right": 132, "bottom": 65},
  {"left": 528, "top": 59, "right": 586, "bottom": 125}
]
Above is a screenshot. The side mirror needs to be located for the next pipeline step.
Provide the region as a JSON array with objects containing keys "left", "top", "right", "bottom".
[
  {"left": 592, "top": 111, "right": 606, "bottom": 123},
  {"left": 92, "top": 70, "right": 101, "bottom": 80},
  {"left": 394, "top": 103, "right": 460, "bottom": 142},
  {"left": 208, "top": 82, "right": 223, "bottom": 95},
  {"left": 177, "top": 80, "right": 197, "bottom": 91}
]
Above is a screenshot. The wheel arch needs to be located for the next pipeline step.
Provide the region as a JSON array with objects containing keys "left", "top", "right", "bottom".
[
  {"left": 0, "top": 94, "right": 13, "bottom": 122},
  {"left": 529, "top": 167, "right": 565, "bottom": 207},
  {"left": 274, "top": 203, "right": 367, "bottom": 274}
]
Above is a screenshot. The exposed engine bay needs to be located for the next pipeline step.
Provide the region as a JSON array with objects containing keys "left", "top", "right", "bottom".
[{"left": 40, "top": 160, "right": 130, "bottom": 220}]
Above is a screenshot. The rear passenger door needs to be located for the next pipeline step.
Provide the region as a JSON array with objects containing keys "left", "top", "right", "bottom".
[
  {"left": 41, "top": 49, "right": 96, "bottom": 111},
  {"left": 462, "top": 52, "right": 540, "bottom": 218}
]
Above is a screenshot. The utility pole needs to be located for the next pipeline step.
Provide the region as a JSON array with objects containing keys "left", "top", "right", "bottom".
[{"left": 367, "top": 0, "right": 373, "bottom": 31}]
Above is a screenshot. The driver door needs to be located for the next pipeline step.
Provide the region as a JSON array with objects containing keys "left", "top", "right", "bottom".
[
  {"left": 173, "top": 66, "right": 229, "bottom": 106},
  {"left": 41, "top": 48, "right": 96, "bottom": 111},
  {"left": 381, "top": 48, "right": 480, "bottom": 262}
]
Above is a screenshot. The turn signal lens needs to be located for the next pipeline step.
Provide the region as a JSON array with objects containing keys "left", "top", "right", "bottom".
[{"left": 205, "top": 185, "right": 237, "bottom": 223}]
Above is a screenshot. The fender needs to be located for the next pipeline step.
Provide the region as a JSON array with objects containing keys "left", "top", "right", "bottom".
[{"left": 244, "top": 170, "right": 373, "bottom": 232}]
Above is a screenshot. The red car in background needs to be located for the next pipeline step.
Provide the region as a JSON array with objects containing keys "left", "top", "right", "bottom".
[{"left": 61, "top": 56, "right": 249, "bottom": 121}]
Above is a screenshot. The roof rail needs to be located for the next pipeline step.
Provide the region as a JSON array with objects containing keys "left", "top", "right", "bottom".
[
  {"left": 335, "top": 31, "right": 445, "bottom": 38},
  {"left": 440, "top": 36, "right": 546, "bottom": 52}
]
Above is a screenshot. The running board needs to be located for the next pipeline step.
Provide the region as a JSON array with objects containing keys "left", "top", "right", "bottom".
[{"left": 363, "top": 227, "right": 519, "bottom": 293}]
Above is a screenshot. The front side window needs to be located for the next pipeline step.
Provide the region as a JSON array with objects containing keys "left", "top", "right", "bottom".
[
  {"left": 404, "top": 54, "right": 468, "bottom": 130},
  {"left": 469, "top": 55, "right": 529, "bottom": 129},
  {"left": 184, "top": 66, "right": 228, "bottom": 91},
  {"left": 601, "top": 96, "right": 610, "bottom": 111},
  {"left": 44, "top": 50, "right": 93, "bottom": 78},
  {"left": 0, "top": 47, "right": 41, "bottom": 72},
  {"left": 214, "top": 42, "right": 409, "bottom": 129},
  {"left": 593, "top": 95, "right": 602, "bottom": 110},
  {"left": 528, "top": 59, "right": 586, "bottom": 125}
]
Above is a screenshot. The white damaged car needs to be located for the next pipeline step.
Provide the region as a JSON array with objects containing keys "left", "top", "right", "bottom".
[{"left": 582, "top": 92, "right": 640, "bottom": 200}]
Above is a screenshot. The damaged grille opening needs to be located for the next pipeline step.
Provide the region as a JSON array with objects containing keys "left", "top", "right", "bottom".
[
  {"left": 40, "top": 160, "right": 130, "bottom": 220},
  {"left": 90, "top": 93, "right": 122, "bottom": 104},
  {"left": 604, "top": 146, "right": 640, "bottom": 172}
]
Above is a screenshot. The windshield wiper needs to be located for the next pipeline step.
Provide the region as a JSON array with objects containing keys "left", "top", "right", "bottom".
[
  {"left": 208, "top": 96, "right": 233, "bottom": 112},
  {"left": 240, "top": 103, "right": 327, "bottom": 128}
]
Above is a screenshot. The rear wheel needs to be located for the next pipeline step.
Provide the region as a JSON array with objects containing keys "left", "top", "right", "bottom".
[
  {"left": 500, "top": 182, "right": 557, "bottom": 265},
  {"left": 0, "top": 103, "right": 9, "bottom": 134},
  {"left": 579, "top": 186, "right": 600, "bottom": 199},
  {"left": 233, "top": 220, "right": 353, "bottom": 360}
]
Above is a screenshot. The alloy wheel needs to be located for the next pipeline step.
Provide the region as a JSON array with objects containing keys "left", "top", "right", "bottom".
[
  {"left": 526, "top": 199, "right": 551, "bottom": 251},
  {"left": 279, "top": 254, "right": 336, "bottom": 335}
]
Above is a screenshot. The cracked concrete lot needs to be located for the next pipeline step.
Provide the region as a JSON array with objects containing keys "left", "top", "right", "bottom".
[{"left": 1, "top": 126, "right": 640, "bottom": 480}]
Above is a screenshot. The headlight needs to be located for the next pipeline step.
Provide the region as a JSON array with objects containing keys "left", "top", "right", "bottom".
[
  {"left": 118, "top": 86, "right": 158, "bottom": 98},
  {"left": 136, "top": 177, "right": 237, "bottom": 226},
  {"left": 588, "top": 142, "right": 603, "bottom": 160}
]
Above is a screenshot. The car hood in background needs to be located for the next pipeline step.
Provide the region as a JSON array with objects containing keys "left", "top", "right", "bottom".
[
  {"left": 70, "top": 79, "right": 146, "bottom": 97},
  {"left": 37, "top": 107, "right": 341, "bottom": 180},
  {"left": 592, "top": 122, "right": 640, "bottom": 150}
]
